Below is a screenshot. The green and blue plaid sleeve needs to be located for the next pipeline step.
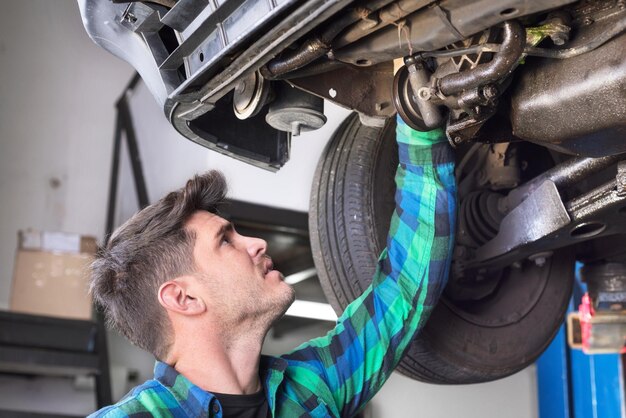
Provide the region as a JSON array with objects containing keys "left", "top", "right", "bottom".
[{"left": 280, "top": 117, "right": 456, "bottom": 417}]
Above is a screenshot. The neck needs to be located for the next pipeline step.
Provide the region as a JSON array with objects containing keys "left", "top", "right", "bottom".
[{"left": 166, "top": 318, "right": 268, "bottom": 395}]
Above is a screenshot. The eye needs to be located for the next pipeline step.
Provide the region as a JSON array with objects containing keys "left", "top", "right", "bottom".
[{"left": 221, "top": 235, "right": 231, "bottom": 246}]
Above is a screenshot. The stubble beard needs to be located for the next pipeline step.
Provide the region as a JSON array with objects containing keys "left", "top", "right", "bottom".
[
  {"left": 218, "top": 281, "right": 296, "bottom": 336},
  {"left": 251, "top": 283, "right": 296, "bottom": 331}
]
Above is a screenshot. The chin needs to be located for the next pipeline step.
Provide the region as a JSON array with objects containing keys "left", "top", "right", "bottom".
[
  {"left": 271, "top": 285, "right": 296, "bottom": 320},
  {"left": 280, "top": 283, "right": 296, "bottom": 306}
]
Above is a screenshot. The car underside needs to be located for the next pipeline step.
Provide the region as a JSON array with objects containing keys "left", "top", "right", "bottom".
[{"left": 80, "top": 0, "right": 626, "bottom": 384}]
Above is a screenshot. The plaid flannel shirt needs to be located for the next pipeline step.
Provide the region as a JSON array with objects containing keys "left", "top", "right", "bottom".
[{"left": 90, "top": 117, "right": 457, "bottom": 418}]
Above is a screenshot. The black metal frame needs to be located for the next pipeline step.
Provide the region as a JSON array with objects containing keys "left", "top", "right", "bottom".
[
  {"left": 0, "top": 310, "right": 111, "bottom": 417},
  {"left": 106, "top": 73, "right": 150, "bottom": 238}
]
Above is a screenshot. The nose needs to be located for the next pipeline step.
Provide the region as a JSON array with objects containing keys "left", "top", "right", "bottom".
[{"left": 242, "top": 234, "right": 267, "bottom": 259}]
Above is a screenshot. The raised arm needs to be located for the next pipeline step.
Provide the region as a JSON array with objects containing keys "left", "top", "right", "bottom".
[{"left": 280, "top": 116, "right": 456, "bottom": 417}]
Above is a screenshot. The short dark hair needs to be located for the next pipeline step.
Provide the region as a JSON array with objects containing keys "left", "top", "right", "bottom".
[{"left": 90, "top": 171, "right": 227, "bottom": 359}]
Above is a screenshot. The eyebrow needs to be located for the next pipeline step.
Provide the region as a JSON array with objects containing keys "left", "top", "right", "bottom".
[{"left": 214, "top": 222, "right": 234, "bottom": 240}]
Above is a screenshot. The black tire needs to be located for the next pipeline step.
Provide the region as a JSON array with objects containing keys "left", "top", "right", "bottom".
[{"left": 309, "top": 113, "right": 574, "bottom": 384}]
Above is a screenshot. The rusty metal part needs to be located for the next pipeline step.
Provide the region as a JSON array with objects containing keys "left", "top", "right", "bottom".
[
  {"left": 445, "top": 105, "right": 496, "bottom": 146},
  {"left": 393, "top": 57, "right": 445, "bottom": 130},
  {"left": 511, "top": 13, "right": 626, "bottom": 157},
  {"left": 618, "top": 161, "right": 626, "bottom": 196},
  {"left": 272, "top": 60, "right": 345, "bottom": 80},
  {"left": 457, "top": 153, "right": 626, "bottom": 272},
  {"left": 261, "top": 0, "right": 397, "bottom": 79},
  {"left": 405, "top": 58, "right": 444, "bottom": 128},
  {"left": 288, "top": 62, "right": 395, "bottom": 118},
  {"left": 334, "top": 0, "right": 432, "bottom": 48},
  {"left": 469, "top": 176, "right": 626, "bottom": 270},
  {"left": 418, "top": 43, "right": 501, "bottom": 60},
  {"left": 547, "top": 11, "right": 572, "bottom": 45},
  {"left": 525, "top": 13, "right": 626, "bottom": 58},
  {"left": 392, "top": 64, "right": 427, "bottom": 130},
  {"left": 566, "top": 179, "right": 625, "bottom": 225},
  {"left": 525, "top": 12, "right": 571, "bottom": 47},
  {"left": 261, "top": 38, "right": 331, "bottom": 79},
  {"left": 504, "top": 154, "right": 625, "bottom": 210},
  {"left": 437, "top": 21, "right": 525, "bottom": 96},
  {"left": 169, "top": 0, "right": 357, "bottom": 105},
  {"left": 393, "top": 24, "right": 510, "bottom": 143},
  {"left": 333, "top": 0, "right": 574, "bottom": 66},
  {"left": 473, "top": 180, "right": 571, "bottom": 266},
  {"left": 480, "top": 143, "right": 521, "bottom": 190}
]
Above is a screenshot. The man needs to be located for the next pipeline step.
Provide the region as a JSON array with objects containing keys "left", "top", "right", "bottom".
[{"left": 89, "top": 117, "right": 456, "bottom": 417}]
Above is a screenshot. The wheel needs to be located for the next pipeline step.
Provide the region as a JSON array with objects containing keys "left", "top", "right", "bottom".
[{"left": 309, "top": 113, "right": 574, "bottom": 384}]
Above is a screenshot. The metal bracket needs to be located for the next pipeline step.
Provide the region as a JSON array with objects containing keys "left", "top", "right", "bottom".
[
  {"left": 469, "top": 173, "right": 626, "bottom": 270},
  {"left": 289, "top": 62, "right": 395, "bottom": 118},
  {"left": 474, "top": 180, "right": 571, "bottom": 265}
]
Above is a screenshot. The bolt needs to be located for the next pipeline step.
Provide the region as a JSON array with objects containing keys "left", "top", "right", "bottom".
[
  {"left": 550, "top": 32, "right": 569, "bottom": 46},
  {"left": 583, "top": 17, "right": 594, "bottom": 26},
  {"left": 512, "top": 261, "right": 522, "bottom": 269},
  {"left": 123, "top": 12, "right": 137, "bottom": 23},
  {"left": 404, "top": 56, "right": 416, "bottom": 66},
  {"left": 529, "top": 251, "right": 553, "bottom": 267},
  {"left": 375, "top": 102, "right": 388, "bottom": 111},
  {"left": 418, "top": 87, "right": 431, "bottom": 101},
  {"left": 482, "top": 85, "right": 499, "bottom": 100},
  {"left": 454, "top": 136, "right": 463, "bottom": 144},
  {"left": 619, "top": 0, "right": 626, "bottom": 10}
]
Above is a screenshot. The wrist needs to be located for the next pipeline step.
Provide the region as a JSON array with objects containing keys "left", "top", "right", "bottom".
[{"left": 396, "top": 116, "right": 447, "bottom": 146}]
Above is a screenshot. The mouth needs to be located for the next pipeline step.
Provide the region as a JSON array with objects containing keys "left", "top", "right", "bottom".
[
  {"left": 261, "top": 256, "right": 286, "bottom": 281},
  {"left": 263, "top": 258, "right": 275, "bottom": 277}
]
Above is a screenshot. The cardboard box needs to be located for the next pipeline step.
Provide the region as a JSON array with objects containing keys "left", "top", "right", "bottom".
[{"left": 10, "top": 230, "right": 97, "bottom": 320}]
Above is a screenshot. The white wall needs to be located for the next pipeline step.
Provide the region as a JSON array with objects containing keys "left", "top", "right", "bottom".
[
  {"left": 0, "top": 1, "right": 134, "bottom": 308},
  {"left": 370, "top": 368, "right": 538, "bottom": 418},
  {"left": 0, "top": 1, "right": 539, "bottom": 417}
]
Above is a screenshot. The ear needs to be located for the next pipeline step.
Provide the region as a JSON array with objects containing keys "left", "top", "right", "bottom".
[{"left": 158, "top": 277, "right": 206, "bottom": 316}]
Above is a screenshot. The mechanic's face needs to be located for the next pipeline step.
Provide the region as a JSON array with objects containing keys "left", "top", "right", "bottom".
[{"left": 185, "top": 211, "right": 295, "bottom": 326}]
